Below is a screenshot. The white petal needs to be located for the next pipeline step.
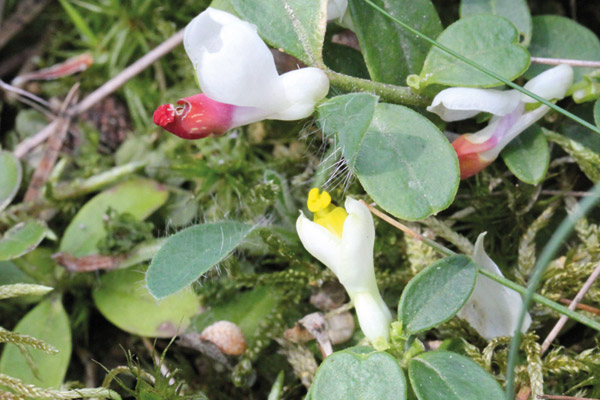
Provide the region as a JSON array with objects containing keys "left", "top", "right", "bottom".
[
  {"left": 270, "top": 68, "right": 330, "bottom": 120},
  {"left": 184, "top": 8, "right": 286, "bottom": 109},
  {"left": 352, "top": 291, "right": 392, "bottom": 344},
  {"left": 522, "top": 64, "right": 574, "bottom": 103},
  {"left": 296, "top": 213, "right": 342, "bottom": 274},
  {"left": 327, "top": 0, "right": 348, "bottom": 20},
  {"left": 427, "top": 88, "right": 521, "bottom": 122},
  {"left": 338, "top": 198, "right": 377, "bottom": 293},
  {"left": 457, "top": 232, "right": 531, "bottom": 340}
]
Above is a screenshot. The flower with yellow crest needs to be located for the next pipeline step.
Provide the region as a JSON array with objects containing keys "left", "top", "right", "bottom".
[{"left": 296, "top": 188, "right": 392, "bottom": 347}]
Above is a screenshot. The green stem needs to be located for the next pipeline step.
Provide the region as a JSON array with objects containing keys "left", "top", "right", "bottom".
[
  {"left": 52, "top": 161, "right": 148, "bottom": 200},
  {"left": 362, "top": 0, "right": 600, "bottom": 135},
  {"left": 504, "top": 182, "right": 600, "bottom": 399},
  {"left": 325, "top": 70, "right": 430, "bottom": 107}
]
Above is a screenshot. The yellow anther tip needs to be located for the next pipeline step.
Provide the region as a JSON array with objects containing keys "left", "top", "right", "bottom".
[{"left": 307, "top": 188, "right": 331, "bottom": 212}]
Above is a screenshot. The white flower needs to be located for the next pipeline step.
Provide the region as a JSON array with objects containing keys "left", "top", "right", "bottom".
[
  {"left": 427, "top": 64, "right": 574, "bottom": 178},
  {"left": 296, "top": 189, "right": 392, "bottom": 346},
  {"left": 457, "top": 233, "right": 531, "bottom": 340},
  {"left": 153, "top": 8, "right": 329, "bottom": 140}
]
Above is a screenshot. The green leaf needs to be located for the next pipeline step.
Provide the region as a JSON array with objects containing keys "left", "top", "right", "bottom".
[
  {"left": 146, "top": 221, "right": 253, "bottom": 299},
  {"left": 459, "top": 0, "right": 532, "bottom": 46},
  {"left": 317, "top": 93, "right": 378, "bottom": 170},
  {"left": 501, "top": 124, "right": 549, "bottom": 185},
  {"left": 594, "top": 99, "right": 600, "bottom": 128},
  {"left": 0, "top": 261, "right": 35, "bottom": 285},
  {"left": 408, "top": 351, "right": 504, "bottom": 400},
  {"left": 525, "top": 15, "right": 600, "bottom": 83},
  {"left": 59, "top": 179, "right": 168, "bottom": 257},
  {"left": 348, "top": 0, "right": 442, "bottom": 84},
  {"left": 399, "top": 255, "right": 476, "bottom": 335},
  {"left": 355, "top": 103, "right": 459, "bottom": 220},
  {"left": 0, "top": 151, "right": 22, "bottom": 212},
  {"left": 0, "top": 221, "right": 51, "bottom": 261},
  {"left": 0, "top": 298, "right": 71, "bottom": 388},
  {"left": 193, "top": 285, "right": 282, "bottom": 349},
  {"left": 309, "top": 346, "right": 406, "bottom": 400},
  {"left": 323, "top": 42, "right": 370, "bottom": 79},
  {"left": 93, "top": 265, "right": 200, "bottom": 337},
  {"left": 413, "top": 15, "right": 530, "bottom": 89},
  {"left": 229, "top": 0, "right": 326, "bottom": 64}
]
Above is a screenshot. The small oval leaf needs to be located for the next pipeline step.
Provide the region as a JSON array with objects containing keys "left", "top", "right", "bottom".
[
  {"left": 416, "top": 14, "right": 530, "bottom": 89},
  {"left": 0, "top": 220, "right": 50, "bottom": 261},
  {"left": 146, "top": 221, "right": 253, "bottom": 299},
  {"left": 0, "top": 298, "right": 71, "bottom": 388},
  {"left": 460, "top": 0, "right": 532, "bottom": 46},
  {"left": 310, "top": 346, "right": 407, "bottom": 400},
  {"left": 409, "top": 351, "right": 504, "bottom": 400},
  {"left": 317, "top": 93, "right": 378, "bottom": 170},
  {"left": 93, "top": 265, "right": 200, "bottom": 337},
  {"left": 59, "top": 179, "right": 168, "bottom": 257},
  {"left": 354, "top": 103, "right": 459, "bottom": 220},
  {"left": 0, "top": 151, "right": 22, "bottom": 212},
  {"left": 399, "top": 255, "right": 477, "bottom": 335},
  {"left": 501, "top": 124, "right": 549, "bottom": 185}
]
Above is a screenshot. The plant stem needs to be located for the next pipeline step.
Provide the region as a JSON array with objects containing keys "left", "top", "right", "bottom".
[
  {"left": 505, "top": 182, "right": 600, "bottom": 399},
  {"left": 52, "top": 161, "right": 148, "bottom": 200},
  {"left": 326, "top": 70, "right": 430, "bottom": 107},
  {"left": 362, "top": 0, "right": 600, "bottom": 136}
]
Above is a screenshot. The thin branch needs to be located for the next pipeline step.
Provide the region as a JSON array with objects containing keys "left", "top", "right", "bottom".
[
  {"left": 70, "top": 29, "right": 184, "bottom": 115},
  {"left": 541, "top": 262, "right": 600, "bottom": 353},
  {"left": 0, "top": 79, "right": 52, "bottom": 109},
  {"left": 531, "top": 57, "right": 600, "bottom": 68},
  {"left": 559, "top": 299, "right": 600, "bottom": 316},
  {"left": 13, "top": 29, "right": 184, "bottom": 159},
  {"left": 24, "top": 84, "right": 78, "bottom": 201}
]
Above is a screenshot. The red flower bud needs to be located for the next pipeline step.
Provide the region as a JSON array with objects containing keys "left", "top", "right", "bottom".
[{"left": 153, "top": 94, "right": 234, "bottom": 140}]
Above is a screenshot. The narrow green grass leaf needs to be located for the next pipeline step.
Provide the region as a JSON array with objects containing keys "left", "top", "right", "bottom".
[{"left": 57, "top": 0, "right": 98, "bottom": 46}]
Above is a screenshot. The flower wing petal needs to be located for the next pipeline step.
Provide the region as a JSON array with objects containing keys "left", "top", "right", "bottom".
[
  {"left": 428, "top": 88, "right": 521, "bottom": 122},
  {"left": 270, "top": 68, "right": 330, "bottom": 121},
  {"left": 457, "top": 232, "right": 531, "bottom": 339},
  {"left": 296, "top": 213, "right": 342, "bottom": 274},
  {"left": 522, "top": 64, "right": 574, "bottom": 103}
]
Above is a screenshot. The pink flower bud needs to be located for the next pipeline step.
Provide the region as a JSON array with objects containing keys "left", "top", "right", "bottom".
[{"left": 153, "top": 94, "right": 233, "bottom": 140}]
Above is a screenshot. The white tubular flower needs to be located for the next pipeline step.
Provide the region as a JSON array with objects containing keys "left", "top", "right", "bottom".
[
  {"left": 153, "top": 8, "right": 329, "bottom": 140},
  {"left": 427, "top": 64, "right": 574, "bottom": 179},
  {"left": 457, "top": 233, "right": 531, "bottom": 340},
  {"left": 296, "top": 189, "right": 392, "bottom": 347}
]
